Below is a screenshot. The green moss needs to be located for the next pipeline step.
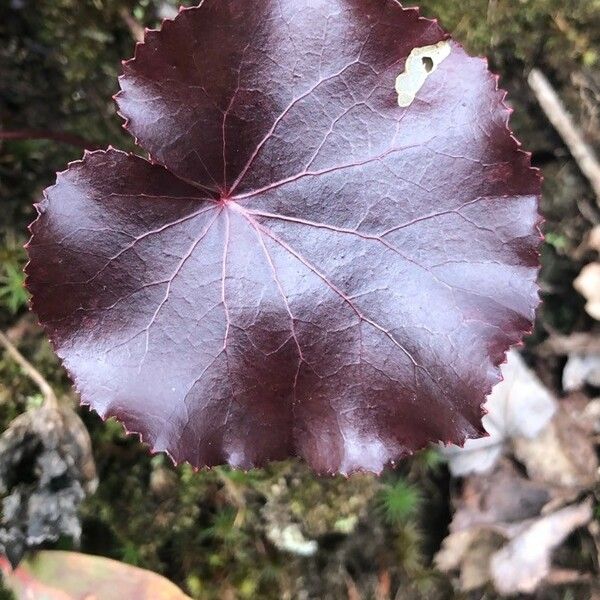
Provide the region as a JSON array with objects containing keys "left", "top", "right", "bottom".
[
  {"left": 377, "top": 478, "right": 422, "bottom": 525},
  {"left": 419, "top": 0, "right": 600, "bottom": 71}
]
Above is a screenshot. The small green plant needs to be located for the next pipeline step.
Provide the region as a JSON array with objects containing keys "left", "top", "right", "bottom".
[
  {"left": 377, "top": 478, "right": 422, "bottom": 525},
  {"left": 413, "top": 448, "right": 444, "bottom": 475},
  {"left": 545, "top": 231, "right": 568, "bottom": 252},
  {"left": 0, "top": 258, "right": 29, "bottom": 315}
]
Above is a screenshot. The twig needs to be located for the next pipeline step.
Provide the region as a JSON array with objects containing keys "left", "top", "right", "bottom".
[
  {"left": 345, "top": 574, "right": 361, "bottom": 600},
  {"left": 537, "top": 332, "right": 600, "bottom": 356},
  {"left": 0, "top": 330, "right": 58, "bottom": 409},
  {"left": 544, "top": 568, "right": 593, "bottom": 586},
  {"left": 5, "top": 313, "right": 40, "bottom": 345},
  {"left": 528, "top": 68, "right": 600, "bottom": 204},
  {"left": 0, "top": 129, "right": 101, "bottom": 151},
  {"left": 119, "top": 7, "right": 145, "bottom": 43}
]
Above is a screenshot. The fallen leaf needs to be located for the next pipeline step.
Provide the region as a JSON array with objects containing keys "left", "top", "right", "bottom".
[
  {"left": 563, "top": 353, "right": 600, "bottom": 391},
  {"left": 441, "top": 351, "right": 556, "bottom": 476},
  {"left": 435, "top": 528, "right": 505, "bottom": 591},
  {"left": 435, "top": 462, "right": 551, "bottom": 591},
  {"left": 513, "top": 404, "right": 599, "bottom": 489},
  {"left": 0, "top": 551, "right": 192, "bottom": 600},
  {"left": 449, "top": 460, "right": 553, "bottom": 532},
  {"left": 574, "top": 262, "right": 600, "bottom": 320},
  {"left": 587, "top": 225, "right": 600, "bottom": 253},
  {"left": 437, "top": 460, "right": 594, "bottom": 595},
  {"left": 581, "top": 398, "right": 600, "bottom": 433},
  {"left": 490, "top": 500, "right": 593, "bottom": 595},
  {"left": 538, "top": 332, "right": 600, "bottom": 357}
]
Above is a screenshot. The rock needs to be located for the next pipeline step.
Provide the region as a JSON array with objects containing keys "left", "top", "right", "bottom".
[{"left": 0, "top": 404, "right": 97, "bottom": 566}]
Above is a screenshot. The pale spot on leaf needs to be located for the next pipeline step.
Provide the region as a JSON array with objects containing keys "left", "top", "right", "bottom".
[{"left": 395, "top": 41, "right": 451, "bottom": 107}]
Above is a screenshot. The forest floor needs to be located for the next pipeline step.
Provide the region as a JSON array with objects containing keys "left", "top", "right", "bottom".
[{"left": 1, "top": 1, "right": 600, "bottom": 599}]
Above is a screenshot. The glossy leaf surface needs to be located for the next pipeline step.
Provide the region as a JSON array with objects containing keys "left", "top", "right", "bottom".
[{"left": 26, "top": 0, "right": 541, "bottom": 474}]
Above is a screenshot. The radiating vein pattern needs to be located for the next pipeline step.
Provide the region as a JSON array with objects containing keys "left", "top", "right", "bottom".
[{"left": 27, "top": 0, "right": 541, "bottom": 474}]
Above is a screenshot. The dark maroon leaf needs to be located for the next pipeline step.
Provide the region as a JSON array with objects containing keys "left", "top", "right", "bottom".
[{"left": 25, "top": 0, "right": 541, "bottom": 474}]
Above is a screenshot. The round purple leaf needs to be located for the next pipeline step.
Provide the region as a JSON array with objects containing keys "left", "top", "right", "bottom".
[{"left": 26, "top": 0, "right": 541, "bottom": 474}]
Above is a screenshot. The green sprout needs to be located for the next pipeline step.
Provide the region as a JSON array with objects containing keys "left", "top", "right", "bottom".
[
  {"left": 377, "top": 478, "right": 422, "bottom": 525},
  {"left": 0, "top": 262, "right": 29, "bottom": 315}
]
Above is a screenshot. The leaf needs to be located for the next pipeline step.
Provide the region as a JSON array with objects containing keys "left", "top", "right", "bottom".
[
  {"left": 574, "top": 262, "right": 600, "bottom": 320},
  {"left": 587, "top": 225, "right": 600, "bottom": 252},
  {"left": 435, "top": 528, "right": 505, "bottom": 592},
  {"left": 513, "top": 403, "right": 599, "bottom": 489},
  {"left": 436, "top": 460, "right": 593, "bottom": 595},
  {"left": 441, "top": 350, "right": 555, "bottom": 477},
  {"left": 490, "top": 500, "right": 593, "bottom": 595},
  {"left": 0, "top": 262, "right": 29, "bottom": 315},
  {"left": 0, "top": 550, "right": 192, "bottom": 600},
  {"left": 563, "top": 353, "right": 600, "bottom": 390},
  {"left": 25, "top": 1, "right": 541, "bottom": 474}
]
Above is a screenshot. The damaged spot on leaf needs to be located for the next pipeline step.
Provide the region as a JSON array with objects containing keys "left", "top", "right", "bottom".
[{"left": 395, "top": 41, "right": 451, "bottom": 107}]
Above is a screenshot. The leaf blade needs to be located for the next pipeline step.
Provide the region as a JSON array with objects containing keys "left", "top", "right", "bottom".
[{"left": 26, "top": 0, "right": 541, "bottom": 474}]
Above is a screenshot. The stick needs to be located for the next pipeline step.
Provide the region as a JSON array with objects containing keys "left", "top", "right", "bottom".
[
  {"left": 528, "top": 68, "right": 600, "bottom": 203},
  {"left": 538, "top": 332, "right": 600, "bottom": 356},
  {"left": 120, "top": 8, "right": 145, "bottom": 43},
  {"left": 0, "top": 330, "right": 58, "bottom": 409}
]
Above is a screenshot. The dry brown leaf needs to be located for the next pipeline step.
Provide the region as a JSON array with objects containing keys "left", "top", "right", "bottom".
[
  {"left": 0, "top": 550, "right": 192, "bottom": 599},
  {"left": 588, "top": 225, "right": 600, "bottom": 252},
  {"left": 513, "top": 405, "right": 599, "bottom": 489},
  {"left": 563, "top": 353, "right": 600, "bottom": 391},
  {"left": 574, "top": 262, "right": 600, "bottom": 320},
  {"left": 436, "top": 460, "right": 594, "bottom": 595},
  {"left": 449, "top": 461, "right": 553, "bottom": 533},
  {"left": 436, "top": 462, "right": 551, "bottom": 591},
  {"left": 435, "top": 528, "right": 506, "bottom": 591},
  {"left": 581, "top": 398, "right": 600, "bottom": 433},
  {"left": 490, "top": 500, "right": 593, "bottom": 595},
  {"left": 442, "top": 351, "right": 556, "bottom": 476}
]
